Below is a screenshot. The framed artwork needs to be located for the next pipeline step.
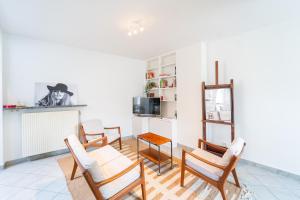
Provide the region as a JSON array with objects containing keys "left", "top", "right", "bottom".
[{"left": 35, "top": 82, "right": 78, "bottom": 107}]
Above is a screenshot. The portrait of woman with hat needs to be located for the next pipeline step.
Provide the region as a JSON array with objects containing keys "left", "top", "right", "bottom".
[{"left": 37, "top": 83, "right": 74, "bottom": 106}]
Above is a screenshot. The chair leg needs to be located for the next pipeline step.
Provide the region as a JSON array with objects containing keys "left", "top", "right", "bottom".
[
  {"left": 232, "top": 169, "right": 240, "bottom": 188},
  {"left": 119, "top": 138, "right": 122, "bottom": 150},
  {"left": 141, "top": 182, "right": 146, "bottom": 200},
  {"left": 180, "top": 151, "right": 186, "bottom": 187},
  {"left": 180, "top": 167, "right": 185, "bottom": 187},
  {"left": 71, "top": 160, "right": 78, "bottom": 180},
  {"left": 219, "top": 186, "right": 227, "bottom": 200}
]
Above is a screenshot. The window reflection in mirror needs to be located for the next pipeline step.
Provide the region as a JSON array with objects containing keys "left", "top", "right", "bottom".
[{"left": 205, "top": 89, "right": 231, "bottom": 122}]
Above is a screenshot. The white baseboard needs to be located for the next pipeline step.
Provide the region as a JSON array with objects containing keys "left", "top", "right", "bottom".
[
  {"left": 3, "top": 148, "right": 69, "bottom": 168},
  {"left": 240, "top": 159, "right": 300, "bottom": 181}
]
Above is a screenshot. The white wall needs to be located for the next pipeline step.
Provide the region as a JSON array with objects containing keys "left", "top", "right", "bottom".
[
  {"left": 0, "top": 28, "right": 3, "bottom": 167},
  {"left": 3, "top": 34, "right": 145, "bottom": 162},
  {"left": 207, "top": 21, "right": 300, "bottom": 175},
  {"left": 176, "top": 43, "right": 207, "bottom": 148}
]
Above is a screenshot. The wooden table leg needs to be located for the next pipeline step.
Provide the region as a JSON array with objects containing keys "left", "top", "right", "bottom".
[
  {"left": 158, "top": 145, "right": 161, "bottom": 176},
  {"left": 137, "top": 137, "right": 139, "bottom": 160},
  {"left": 171, "top": 141, "right": 173, "bottom": 169}
]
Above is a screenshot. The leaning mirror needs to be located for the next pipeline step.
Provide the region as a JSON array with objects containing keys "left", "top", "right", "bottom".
[{"left": 205, "top": 88, "right": 231, "bottom": 122}]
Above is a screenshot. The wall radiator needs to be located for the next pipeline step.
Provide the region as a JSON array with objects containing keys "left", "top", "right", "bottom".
[{"left": 22, "top": 110, "right": 79, "bottom": 157}]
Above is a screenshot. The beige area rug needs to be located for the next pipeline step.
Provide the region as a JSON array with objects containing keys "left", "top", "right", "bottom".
[{"left": 58, "top": 140, "right": 250, "bottom": 200}]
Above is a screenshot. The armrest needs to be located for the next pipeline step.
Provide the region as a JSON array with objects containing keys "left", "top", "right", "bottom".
[
  {"left": 104, "top": 126, "right": 121, "bottom": 136},
  {"left": 198, "top": 138, "right": 227, "bottom": 154},
  {"left": 96, "top": 158, "right": 144, "bottom": 187},
  {"left": 183, "top": 150, "right": 226, "bottom": 170},
  {"left": 84, "top": 133, "right": 104, "bottom": 136},
  {"left": 104, "top": 126, "right": 120, "bottom": 130},
  {"left": 83, "top": 136, "right": 108, "bottom": 149}
]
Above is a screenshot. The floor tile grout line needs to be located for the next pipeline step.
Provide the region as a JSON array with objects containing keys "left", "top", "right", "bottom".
[{"left": 264, "top": 185, "right": 283, "bottom": 200}]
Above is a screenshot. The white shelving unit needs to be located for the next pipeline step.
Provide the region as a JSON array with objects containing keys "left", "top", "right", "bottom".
[{"left": 145, "top": 52, "right": 177, "bottom": 118}]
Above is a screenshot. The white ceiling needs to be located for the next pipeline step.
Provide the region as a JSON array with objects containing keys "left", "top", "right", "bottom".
[{"left": 0, "top": 0, "right": 299, "bottom": 59}]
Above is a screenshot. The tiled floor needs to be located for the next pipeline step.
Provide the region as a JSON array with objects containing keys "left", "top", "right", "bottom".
[
  {"left": 0, "top": 155, "right": 72, "bottom": 200},
  {"left": 0, "top": 146, "right": 299, "bottom": 200},
  {"left": 235, "top": 162, "right": 300, "bottom": 200}
]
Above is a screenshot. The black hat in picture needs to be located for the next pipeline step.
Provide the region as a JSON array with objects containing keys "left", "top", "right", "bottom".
[{"left": 47, "top": 83, "right": 74, "bottom": 96}]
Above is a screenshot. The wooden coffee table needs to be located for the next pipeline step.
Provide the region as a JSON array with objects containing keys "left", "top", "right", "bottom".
[{"left": 137, "top": 132, "right": 173, "bottom": 175}]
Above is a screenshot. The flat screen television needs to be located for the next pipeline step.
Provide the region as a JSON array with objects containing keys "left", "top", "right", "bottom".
[{"left": 133, "top": 97, "right": 160, "bottom": 116}]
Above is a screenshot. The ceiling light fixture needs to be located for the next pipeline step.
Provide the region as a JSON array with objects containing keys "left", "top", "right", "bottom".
[{"left": 127, "top": 20, "right": 144, "bottom": 37}]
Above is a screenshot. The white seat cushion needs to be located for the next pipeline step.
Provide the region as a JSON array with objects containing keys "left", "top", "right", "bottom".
[
  {"left": 97, "top": 156, "right": 140, "bottom": 199},
  {"left": 88, "top": 145, "right": 121, "bottom": 167},
  {"left": 86, "top": 145, "right": 139, "bottom": 199},
  {"left": 186, "top": 148, "right": 225, "bottom": 181}
]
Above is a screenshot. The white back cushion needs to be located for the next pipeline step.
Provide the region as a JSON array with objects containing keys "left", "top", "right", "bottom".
[
  {"left": 222, "top": 137, "right": 245, "bottom": 164},
  {"left": 230, "top": 137, "right": 245, "bottom": 156},
  {"left": 82, "top": 119, "right": 104, "bottom": 134},
  {"left": 67, "top": 134, "right": 96, "bottom": 169}
]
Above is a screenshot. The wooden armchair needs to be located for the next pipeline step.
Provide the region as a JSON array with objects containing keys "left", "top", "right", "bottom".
[
  {"left": 80, "top": 119, "right": 122, "bottom": 150},
  {"left": 180, "top": 138, "right": 246, "bottom": 200},
  {"left": 65, "top": 134, "right": 146, "bottom": 200}
]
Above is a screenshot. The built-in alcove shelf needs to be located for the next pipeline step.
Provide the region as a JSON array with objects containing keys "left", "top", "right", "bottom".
[
  {"left": 3, "top": 104, "right": 87, "bottom": 111},
  {"left": 145, "top": 52, "right": 177, "bottom": 118}
]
